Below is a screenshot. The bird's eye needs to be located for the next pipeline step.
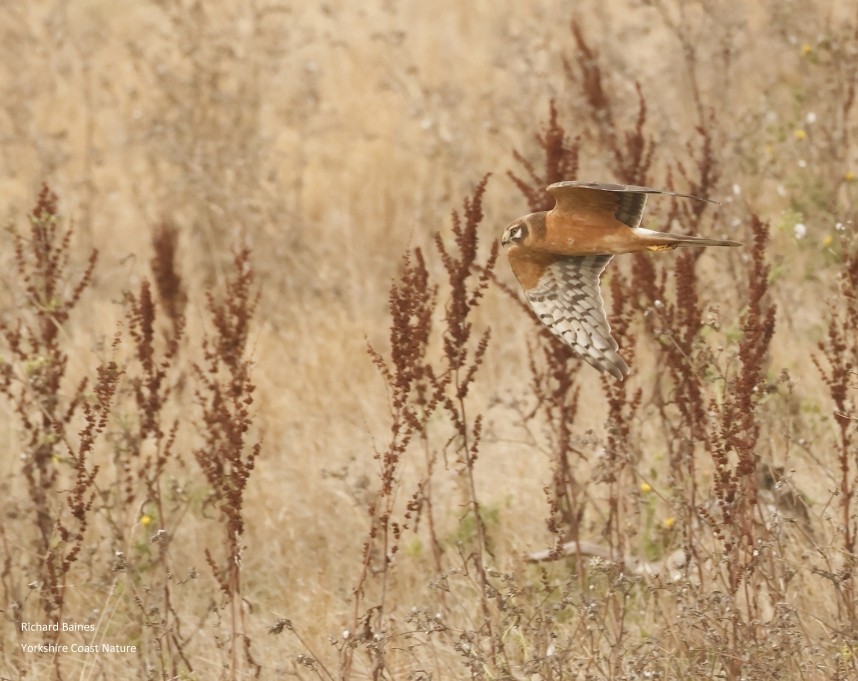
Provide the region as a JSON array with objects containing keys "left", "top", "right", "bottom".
[{"left": 502, "top": 221, "right": 530, "bottom": 246}]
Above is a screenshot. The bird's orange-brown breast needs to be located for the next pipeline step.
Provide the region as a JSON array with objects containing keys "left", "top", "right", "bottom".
[{"left": 506, "top": 246, "right": 562, "bottom": 290}]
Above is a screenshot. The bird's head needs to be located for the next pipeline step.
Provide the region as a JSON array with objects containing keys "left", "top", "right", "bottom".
[{"left": 501, "top": 213, "right": 542, "bottom": 247}]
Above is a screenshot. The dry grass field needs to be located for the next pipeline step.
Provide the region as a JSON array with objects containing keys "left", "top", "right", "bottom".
[{"left": 1, "top": 0, "right": 857, "bottom": 679}]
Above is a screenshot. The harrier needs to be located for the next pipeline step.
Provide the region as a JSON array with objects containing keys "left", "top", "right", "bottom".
[{"left": 501, "top": 181, "right": 740, "bottom": 380}]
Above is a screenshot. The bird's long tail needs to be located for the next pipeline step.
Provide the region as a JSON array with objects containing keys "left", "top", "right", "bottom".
[{"left": 634, "top": 228, "right": 741, "bottom": 251}]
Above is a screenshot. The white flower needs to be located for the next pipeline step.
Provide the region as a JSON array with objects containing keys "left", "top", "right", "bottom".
[
  {"left": 794, "top": 223, "right": 807, "bottom": 239},
  {"left": 806, "top": 111, "right": 817, "bottom": 124}
]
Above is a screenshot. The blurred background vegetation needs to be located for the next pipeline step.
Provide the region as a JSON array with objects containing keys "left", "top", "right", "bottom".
[{"left": 1, "top": 1, "right": 857, "bottom": 679}]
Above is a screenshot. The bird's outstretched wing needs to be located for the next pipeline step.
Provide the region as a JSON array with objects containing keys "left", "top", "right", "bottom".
[
  {"left": 517, "top": 253, "right": 629, "bottom": 380},
  {"left": 546, "top": 180, "right": 715, "bottom": 230}
]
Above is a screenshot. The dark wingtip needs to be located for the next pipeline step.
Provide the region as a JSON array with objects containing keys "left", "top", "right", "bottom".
[
  {"left": 675, "top": 192, "right": 719, "bottom": 205},
  {"left": 603, "top": 357, "right": 630, "bottom": 381}
]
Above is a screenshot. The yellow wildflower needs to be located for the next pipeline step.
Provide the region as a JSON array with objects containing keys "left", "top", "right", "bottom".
[
  {"left": 140, "top": 514, "right": 153, "bottom": 527},
  {"left": 640, "top": 482, "right": 652, "bottom": 494},
  {"left": 845, "top": 171, "right": 856, "bottom": 182},
  {"left": 793, "top": 129, "right": 807, "bottom": 140},
  {"left": 822, "top": 234, "right": 833, "bottom": 248},
  {"left": 663, "top": 517, "right": 676, "bottom": 530},
  {"left": 800, "top": 43, "right": 813, "bottom": 56}
]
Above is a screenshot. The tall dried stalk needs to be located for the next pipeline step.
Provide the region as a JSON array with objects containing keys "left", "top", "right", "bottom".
[
  {"left": 507, "top": 102, "right": 587, "bottom": 553},
  {"left": 348, "top": 246, "right": 444, "bottom": 679},
  {"left": 814, "top": 242, "right": 858, "bottom": 626},
  {"left": 192, "top": 245, "right": 262, "bottom": 680}
]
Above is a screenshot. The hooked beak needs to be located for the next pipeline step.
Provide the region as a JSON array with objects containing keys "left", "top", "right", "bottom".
[{"left": 500, "top": 224, "right": 516, "bottom": 247}]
